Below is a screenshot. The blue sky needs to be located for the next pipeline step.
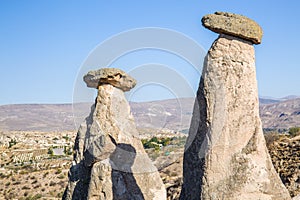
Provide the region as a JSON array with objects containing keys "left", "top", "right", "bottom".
[{"left": 0, "top": 1, "right": 299, "bottom": 105}]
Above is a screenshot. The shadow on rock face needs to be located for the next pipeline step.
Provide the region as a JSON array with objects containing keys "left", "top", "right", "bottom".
[
  {"left": 180, "top": 76, "right": 208, "bottom": 200},
  {"left": 62, "top": 160, "right": 91, "bottom": 200},
  {"left": 110, "top": 143, "right": 145, "bottom": 200}
]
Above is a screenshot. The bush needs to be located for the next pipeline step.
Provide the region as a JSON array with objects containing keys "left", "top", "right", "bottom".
[
  {"left": 57, "top": 191, "right": 64, "bottom": 198},
  {"left": 58, "top": 180, "right": 65, "bottom": 187},
  {"left": 8, "top": 139, "right": 17, "bottom": 148},
  {"left": 22, "top": 185, "right": 31, "bottom": 190},
  {"left": 43, "top": 171, "right": 49, "bottom": 178},
  {"left": 48, "top": 147, "right": 54, "bottom": 156},
  {"left": 20, "top": 170, "right": 29, "bottom": 175},
  {"left": 12, "top": 181, "right": 21, "bottom": 185},
  {"left": 49, "top": 181, "right": 56, "bottom": 186},
  {"left": 62, "top": 135, "right": 70, "bottom": 141},
  {"left": 264, "top": 131, "right": 281, "bottom": 147},
  {"left": 25, "top": 194, "right": 42, "bottom": 200},
  {"left": 55, "top": 168, "right": 62, "bottom": 174},
  {"left": 57, "top": 174, "right": 65, "bottom": 179},
  {"left": 0, "top": 173, "right": 7, "bottom": 179},
  {"left": 288, "top": 127, "right": 300, "bottom": 137},
  {"left": 33, "top": 184, "right": 41, "bottom": 189},
  {"left": 142, "top": 137, "right": 172, "bottom": 149},
  {"left": 64, "top": 146, "right": 73, "bottom": 155}
]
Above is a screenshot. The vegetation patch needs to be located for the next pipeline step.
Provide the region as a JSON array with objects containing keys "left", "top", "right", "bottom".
[{"left": 288, "top": 127, "right": 300, "bottom": 137}]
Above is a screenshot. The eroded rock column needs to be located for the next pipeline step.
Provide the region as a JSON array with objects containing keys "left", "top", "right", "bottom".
[
  {"left": 180, "top": 12, "right": 291, "bottom": 200},
  {"left": 63, "top": 68, "right": 166, "bottom": 200}
]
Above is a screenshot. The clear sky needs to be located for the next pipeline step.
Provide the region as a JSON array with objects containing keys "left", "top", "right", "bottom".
[{"left": 0, "top": 1, "right": 299, "bottom": 105}]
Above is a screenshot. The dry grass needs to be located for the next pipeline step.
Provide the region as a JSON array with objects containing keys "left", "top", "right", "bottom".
[{"left": 0, "top": 165, "right": 69, "bottom": 199}]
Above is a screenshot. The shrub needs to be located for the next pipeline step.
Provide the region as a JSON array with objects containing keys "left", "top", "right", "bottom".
[
  {"left": 12, "top": 181, "right": 21, "bottom": 185},
  {"left": 62, "top": 135, "right": 69, "bottom": 141},
  {"left": 264, "top": 131, "right": 281, "bottom": 147},
  {"left": 8, "top": 139, "right": 17, "bottom": 148},
  {"left": 43, "top": 171, "right": 49, "bottom": 178},
  {"left": 48, "top": 147, "right": 54, "bottom": 156},
  {"left": 20, "top": 170, "right": 29, "bottom": 175},
  {"left": 33, "top": 184, "right": 41, "bottom": 189},
  {"left": 64, "top": 146, "right": 73, "bottom": 155},
  {"left": 22, "top": 185, "right": 31, "bottom": 190},
  {"left": 49, "top": 181, "right": 56, "bottom": 186},
  {"left": 58, "top": 180, "right": 65, "bottom": 187},
  {"left": 142, "top": 137, "right": 172, "bottom": 149},
  {"left": 0, "top": 173, "right": 6, "bottom": 178},
  {"left": 57, "top": 191, "right": 64, "bottom": 198},
  {"left": 57, "top": 174, "right": 65, "bottom": 179},
  {"left": 25, "top": 194, "right": 42, "bottom": 200},
  {"left": 55, "top": 168, "right": 62, "bottom": 174},
  {"left": 170, "top": 172, "right": 177, "bottom": 176},
  {"left": 288, "top": 127, "right": 300, "bottom": 137}
]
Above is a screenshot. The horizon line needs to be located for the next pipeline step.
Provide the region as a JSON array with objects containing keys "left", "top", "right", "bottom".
[{"left": 0, "top": 95, "right": 299, "bottom": 106}]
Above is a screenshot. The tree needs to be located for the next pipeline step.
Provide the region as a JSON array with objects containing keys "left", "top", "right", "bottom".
[
  {"left": 8, "top": 139, "right": 17, "bottom": 148},
  {"left": 48, "top": 147, "right": 54, "bottom": 156}
]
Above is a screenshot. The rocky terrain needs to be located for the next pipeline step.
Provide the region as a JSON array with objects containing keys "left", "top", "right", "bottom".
[
  {"left": 155, "top": 132, "right": 300, "bottom": 199},
  {"left": 266, "top": 134, "right": 300, "bottom": 197},
  {"left": 0, "top": 97, "right": 300, "bottom": 133},
  {"left": 0, "top": 163, "right": 69, "bottom": 199},
  {"left": 0, "top": 129, "right": 183, "bottom": 200},
  {"left": 1, "top": 131, "right": 299, "bottom": 199}
]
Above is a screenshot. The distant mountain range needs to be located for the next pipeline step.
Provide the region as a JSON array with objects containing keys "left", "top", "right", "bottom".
[
  {"left": 260, "top": 97, "right": 300, "bottom": 130},
  {"left": 259, "top": 95, "right": 300, "bottom": 104},
  {"left": 0, "top": 96, "right": 299, "bottom": 132}
]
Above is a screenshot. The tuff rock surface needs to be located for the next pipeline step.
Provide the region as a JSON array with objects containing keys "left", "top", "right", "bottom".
[
  {"left": 293, "top": 194, "right": 300, "bottom": 200},
  {"left": 202, "top": 12, "right": 263, "bottom": 44},
  {"left": 63, "top": 68, "right": 166, "bottom": 200},
  {"left": 83, "top": 68, "right": 136, "bottom": 91},
  {"left": 180, "top": 32, "right": 291, "bottom": 199}
]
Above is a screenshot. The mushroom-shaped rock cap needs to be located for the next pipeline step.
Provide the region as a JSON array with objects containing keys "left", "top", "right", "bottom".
[
  {"left": 83, "top": 68, "right": 136, "bottom": 91},
  {"left": 202, "top": 12, "right": 263, "bottom": 44}
]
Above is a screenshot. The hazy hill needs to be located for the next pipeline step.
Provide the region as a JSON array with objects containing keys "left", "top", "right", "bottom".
[
  {"left": 0, "top": 104, "right": 77, "bottom": 132},
  {"left": 260, "top": 97, "right": 300, "bottom": 129},
  {"left": 0, "top": 97, "right": 299, "bottom": 132}
]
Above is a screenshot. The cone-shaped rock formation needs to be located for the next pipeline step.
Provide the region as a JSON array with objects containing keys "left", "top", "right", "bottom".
[
  {"left": 180, "top": 12, "right": 291, "bottom": 200},
  {"left": 63, "top": 68, "right": 166, "bottom": 200}
]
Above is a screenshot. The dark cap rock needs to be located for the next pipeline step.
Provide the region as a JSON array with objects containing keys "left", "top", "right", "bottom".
[
  {"left": 202, "top": 12, "right": 263, "bottom": 44},
  {"left": 83, "top": 68, "right": 136, "bottom": 91}
]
